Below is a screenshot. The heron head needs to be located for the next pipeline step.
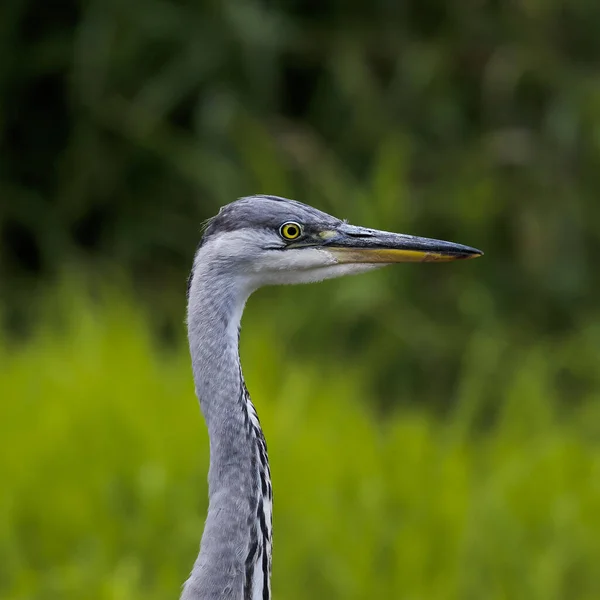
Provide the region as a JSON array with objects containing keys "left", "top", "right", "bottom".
[{"left": 193, "top": 195, "right": 482, "bottom": 290}]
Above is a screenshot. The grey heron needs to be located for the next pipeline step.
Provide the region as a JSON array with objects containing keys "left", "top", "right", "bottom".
[{"left": 182, "top": 195, "right": 482, "bottom": 600}]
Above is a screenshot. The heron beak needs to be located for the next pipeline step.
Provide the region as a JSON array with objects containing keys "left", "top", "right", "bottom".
[{"left": 322, "top": 225, "right": 483, "bottom": 263}]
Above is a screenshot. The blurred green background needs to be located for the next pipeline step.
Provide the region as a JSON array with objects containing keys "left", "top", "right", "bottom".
[{"left": 2, "top": 0, "right": 600, "bottom": 598}]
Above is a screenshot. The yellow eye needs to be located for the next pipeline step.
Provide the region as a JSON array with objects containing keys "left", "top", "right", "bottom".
[{"left": 279, "top": 221, "right": 303, "bottom": 240}]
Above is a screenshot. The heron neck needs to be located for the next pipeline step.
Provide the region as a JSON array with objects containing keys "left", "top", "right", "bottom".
[
  {"left": 187, "top": 270, "right": 249, "bottom": 433},
  {"left": 184, "top": 264, "right": 271, "bottom": 600}
]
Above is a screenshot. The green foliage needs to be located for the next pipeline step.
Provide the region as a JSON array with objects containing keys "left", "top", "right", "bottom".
[
  {"left": 3, "top": 0, "right": 600, "bottom": 413},
  {"left": 3, "top": 0, "right": 600, "bottom": 327},
  {"left": 2, "top": 2, "right": 600, "bottom": 593},
  {"left": 2, "top": 291, "right": 600, "bottom": 599}
]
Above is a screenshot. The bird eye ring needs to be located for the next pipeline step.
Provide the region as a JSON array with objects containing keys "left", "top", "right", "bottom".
[{"left": 279, "top": 221, "right": 303, "bottom": 240}]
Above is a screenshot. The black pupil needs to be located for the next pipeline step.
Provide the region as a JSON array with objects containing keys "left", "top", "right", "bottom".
[{"left": 287, "top": 225, "right": 297, "bottom": 237}]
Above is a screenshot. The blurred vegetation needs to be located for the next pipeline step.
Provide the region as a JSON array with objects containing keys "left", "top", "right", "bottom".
[
  {"left": 2, "top": 0, "right": 600, "bottom": 408},
  {"left": 2, "top": 0, "right": 600, "bottom": 597},
  {"left": 2, "top": 292, "right": 600, "bottom": 599}
]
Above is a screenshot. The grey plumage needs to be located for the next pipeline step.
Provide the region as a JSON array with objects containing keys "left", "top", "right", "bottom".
[
  {"left": 182, "top": 195, "right": 482, "bottom": 599},
  {"left": 201, "top": 195, "right": 341, "bottom": 241}
]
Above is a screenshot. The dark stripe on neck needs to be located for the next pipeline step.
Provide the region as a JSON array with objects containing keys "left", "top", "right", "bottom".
[
  {"left": 243, "top": 535, "right": 258, "bottom": 600},
  {"left": 257, "top": 498, "right": 270, "bottom": 600},
  {"left": 262, "top": 540, "right": 269, "bottom": 600}
]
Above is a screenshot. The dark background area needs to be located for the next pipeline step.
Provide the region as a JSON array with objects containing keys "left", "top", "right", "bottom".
[{"left": 1, "top": 0, "right": 600, "bottom": 410}]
